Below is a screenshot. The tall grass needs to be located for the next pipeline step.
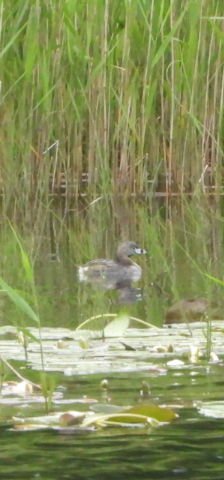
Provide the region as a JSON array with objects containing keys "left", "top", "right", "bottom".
[
  {"left": 1, "top": 0, "right": 224, "bottom": 217},
  {"left": 1, "top": 194, "right": 224, "bottom": 332}
]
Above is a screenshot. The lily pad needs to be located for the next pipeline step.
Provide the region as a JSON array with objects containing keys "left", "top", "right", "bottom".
[
  {"left": 104, "top": 315, "right": 130, "bottom": 337},
  {"left": 123, "top": 404, "right": 177, "bottom": 422},
  {"left": 12, "top": 402, "right": 176, "bottom": 432},
  {"left": 197, "top": 401, "right": 224, "bottom": 419}
]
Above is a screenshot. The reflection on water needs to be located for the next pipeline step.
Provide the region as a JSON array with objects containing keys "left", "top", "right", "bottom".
[{"left": 117, "top": 286, "right": 143, "bottom": 304}]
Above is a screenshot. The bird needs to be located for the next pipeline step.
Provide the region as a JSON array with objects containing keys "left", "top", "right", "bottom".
[{"left": 78, "top": 241, "right": 147, "bottom": 290}]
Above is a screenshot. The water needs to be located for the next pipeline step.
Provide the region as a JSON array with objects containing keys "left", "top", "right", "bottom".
[
  {"left": 1, "top": 367, "right": 224, "bottom": 479},
  {"left": 1, "top": 196, "right": 224, "bottom": 478},
  {"left": 2, "top": 423, "right": 223, "bottom": 480}
]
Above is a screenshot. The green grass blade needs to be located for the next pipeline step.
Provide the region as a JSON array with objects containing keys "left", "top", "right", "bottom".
[
  {"left": 204, "top": 273, "right": 224, "bottom": 287},
  {"left": 8, "top": 222, "right": 34, "bottom": 284},
  {"left": 0, "top": 278, "right": 39, "bottom": 324}
]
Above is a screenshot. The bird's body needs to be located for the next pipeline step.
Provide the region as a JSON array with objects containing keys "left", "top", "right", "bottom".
[{"left": 78, "top": 241, "right": 146, "bottom": 290}]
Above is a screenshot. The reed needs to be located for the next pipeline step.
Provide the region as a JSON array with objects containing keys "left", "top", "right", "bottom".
[
  {"left": 1, "top": 0, "right": 224, "bottom": 215},
  {"left": 0, "top": 194, "right": 223, "bottom": 333}
]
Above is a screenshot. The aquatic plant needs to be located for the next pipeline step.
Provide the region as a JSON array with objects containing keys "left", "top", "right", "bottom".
[{"left": 0, "top": 0, "right": 224, "bottom": 216}]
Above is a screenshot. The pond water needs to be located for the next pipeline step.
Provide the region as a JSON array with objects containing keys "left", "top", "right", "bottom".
[
  {"left": 1, "top": 363, "right": 224, "bottom": 480},
  {"left": 1, "top": 196, "right": 224, "bottom": 479}
]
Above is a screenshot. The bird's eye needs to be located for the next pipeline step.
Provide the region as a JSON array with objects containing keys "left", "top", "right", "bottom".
[{"left": 134, "top": 247, "right": 147, "bottom": 255}]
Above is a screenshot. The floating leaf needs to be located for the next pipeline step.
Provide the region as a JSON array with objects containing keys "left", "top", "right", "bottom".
[
  {"left": 198, "top": 401, "right": 224, "bottom": 419},
  {"left": 84, "top": 403, "right": 177, "bottom": 427},
  {"left": 12, "top": 402, "right": 176, "bottom": 432},
  {"left": 98, "top": 413, "right": 159, "bottom": 427},
  {"left": 123, "top": 404, "right": 177, "bottom": 423},
  {"left": 104, "top": 315, "right": 130, "bottom": 337},
  {"left": 82, "top": 412, "right": 153, "bottom": 428}
]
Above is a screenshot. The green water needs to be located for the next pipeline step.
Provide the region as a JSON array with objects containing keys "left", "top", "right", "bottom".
[
  {"left": 1, "top": 368, "right": 224, "bottom": 479},
  {"left": 1, "top": 196, "right": 224, "bottom": 478},
  {"left": 1, "top": 417, "right": 223, "bottom": 480}
]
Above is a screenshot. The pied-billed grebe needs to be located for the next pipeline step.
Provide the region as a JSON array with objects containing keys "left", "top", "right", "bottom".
[{"left": 78, "top": 241, "right": 147, "bottom": 290}]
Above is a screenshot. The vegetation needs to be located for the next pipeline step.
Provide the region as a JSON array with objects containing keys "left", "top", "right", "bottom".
[
  {"left": 1, "top": 0, "right": 224, "bottom": 217},
  {"left": 0, "top": 4, "right": 224, "bottom": 476},
  {"left": 0, "top": 0, "right": 223, "bottom": 372}
]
